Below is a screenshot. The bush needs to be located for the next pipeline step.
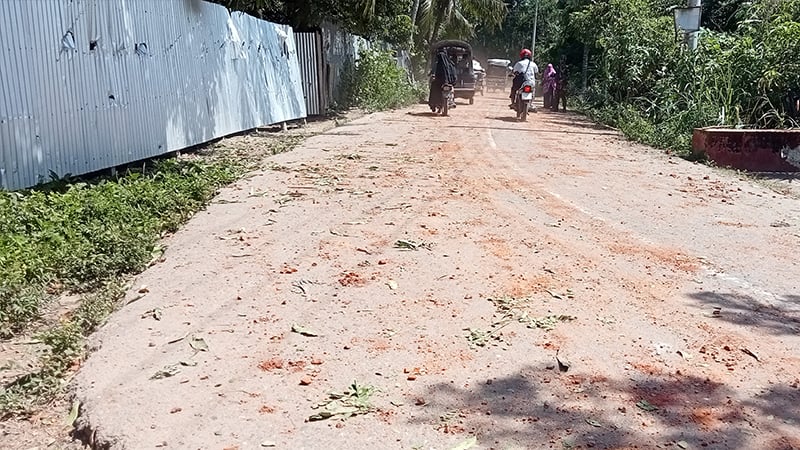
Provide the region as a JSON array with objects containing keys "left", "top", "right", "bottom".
[
  {"left": 576, "top": 0, "right": 800, "bottom": 155},
  {"left": 339, "top": 47, "right": 419, "bottom": 111}
]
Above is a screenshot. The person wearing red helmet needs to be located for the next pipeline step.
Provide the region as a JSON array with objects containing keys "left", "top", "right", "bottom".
[{"left": 510, "top": 48, "right": 538, "bottom": 107}]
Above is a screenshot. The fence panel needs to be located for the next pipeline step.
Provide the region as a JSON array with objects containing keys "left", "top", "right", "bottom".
[
  {"left": 295, "top": 32, "right": 325, "bottom": 116},
  {"left": 0, "top": 0, "right": 306, "bottom": 190}
]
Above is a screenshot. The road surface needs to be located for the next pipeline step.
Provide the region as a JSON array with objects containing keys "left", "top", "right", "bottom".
[{"left": 70, "top": 93, "right": 800, "bottom": 449}]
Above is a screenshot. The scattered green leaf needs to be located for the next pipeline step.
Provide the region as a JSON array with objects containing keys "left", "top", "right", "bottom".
[
  {"left": 66, "top": 400, "right": 80, "bottom": 426},
  {"left": 394, "top": 239, "right": 432, "bottom": 251},
  {"left": 291, "top": 324, "right": 319, "bottom": 337},
  {"left": 151, "top": 365, "right": 181, "bottom": 380},
  {"left": 449, "top": 436, "right": 478, "bottom": 450},
  {"left": 636, "top": 399, "right": 659, "bottom": 412},
  {"left": 586, "top": 418, "right": 602, "bottom": 428},
  {"left": 526, "top": 315, "right": 576, "bottom": 331},
  {"left": 189, "top": 335, "right": 209, "bottom": 352},
  {"left": 308, "top": 381, "right": 376, "bottom": 421}
]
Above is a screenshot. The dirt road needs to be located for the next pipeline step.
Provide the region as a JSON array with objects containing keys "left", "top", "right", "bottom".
[{"left": 71, "top": 93, "right": 799, "bottom": 449}]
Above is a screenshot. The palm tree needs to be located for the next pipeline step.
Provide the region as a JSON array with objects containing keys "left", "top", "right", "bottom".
[{"left": 416, "top": 0, "right": 507, "bottom": 44}]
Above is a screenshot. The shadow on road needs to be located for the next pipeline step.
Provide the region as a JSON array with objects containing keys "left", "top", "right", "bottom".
[
  {"left": 486, "top": 115, "right": 524, "bottom": 123},
  {"left": 407, "top": 112, "right": 446, "bottom": 118},
  {"left": 687, "top": 291, "right": 800, "bottom": 336},
  {"left": 440, "top": 123, "right": 620, "bottom": 137},
  {"left": 408, "top": 365, "right": 800, "bottom": 448},
  {"left": 545, "top": 118, "right": 617, "bottom": 131}
]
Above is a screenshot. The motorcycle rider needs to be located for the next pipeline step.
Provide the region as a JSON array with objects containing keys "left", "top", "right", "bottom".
[
  {"left": 510, "top": 48, "right": 538, "bottom": 108},
  {"left": 429, "top": 49, "right": 457, "bottom": 113}
]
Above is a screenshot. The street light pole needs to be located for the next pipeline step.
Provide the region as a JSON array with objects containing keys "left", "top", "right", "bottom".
[{"left": 687, "top": 0, "right": 702, "bottom": 50}]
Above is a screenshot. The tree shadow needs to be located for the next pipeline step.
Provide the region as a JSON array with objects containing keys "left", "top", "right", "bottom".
[
  {"left": 407, "top": 111, "right": 447, "bottom": 118},
  {"left": 545, "top": 118, "right": 618, "bottom": 132},
  {"left": 486, "top": 115, "right": 524, "bottom": 123},
  {"left": 751, "top": 172, "right": 800, "bottom": 182},
  {"left": 408, "top": 365, "right": 800, "bottom": 449},
  {"left": 686, "top": 291, "right": 800, "bottom": 336}
]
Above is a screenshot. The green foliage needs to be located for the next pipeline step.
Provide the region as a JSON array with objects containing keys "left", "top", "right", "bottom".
[
  {"left": 339, "top": 48, "right": 422, "bottom": 111},
  {"left": 213, "top": 0, "right": 414, "bottom": 46},
  {"left": 0, "top": 158, "right": 240, "bottom": 337},
  {"left": 0, "top": 136, "right": 302, "bottom": 416},
  {"left": 415, "top": 0, "right": 507, "bottom": 45},
  {"left": 486, "top": 0, "right": 800, "bottom": 155}
]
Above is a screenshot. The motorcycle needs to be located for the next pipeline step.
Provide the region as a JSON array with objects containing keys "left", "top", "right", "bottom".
[
  {"left": 441, "top": 83, "right": 455, "bottom": 116},
  {"left": 513, "top": 80, "right": 535, "bottom": 122}
]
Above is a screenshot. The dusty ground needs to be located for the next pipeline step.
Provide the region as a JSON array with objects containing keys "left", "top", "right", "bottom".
[{"left": 9, "top": 93, "right": 800, "bottom": 449}]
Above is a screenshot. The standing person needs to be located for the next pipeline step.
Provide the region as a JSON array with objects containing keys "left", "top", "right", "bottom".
[
  {"left": 510, "top": 48, "right": 538, "bottom": 108},
  {"left": 542, "top": 63, "right": 558, "bottom": 111},
  {"left": 556, "top": 57, "right": 569, "bottom": 112},
  {"left": 428, "top": 49, "right": 457, "bottom": 113}
]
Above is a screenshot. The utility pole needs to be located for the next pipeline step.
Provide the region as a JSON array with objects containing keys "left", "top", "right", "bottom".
[
  {"left": 531, "top": 0, "right": 539, "bottom": 56},
  {"left": 686, "top": 0, "right": 702, "bottom": 50}
]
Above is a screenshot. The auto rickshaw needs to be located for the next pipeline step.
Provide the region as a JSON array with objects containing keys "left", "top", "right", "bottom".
[
  {"left": 429, "top": 40, "right": 476, "bottom": 107},
  {"left": 486, "top": 58, "right": 512, "bottom": 93}
]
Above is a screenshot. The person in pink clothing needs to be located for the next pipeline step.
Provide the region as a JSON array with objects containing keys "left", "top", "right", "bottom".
[{"left": 542, "top": 63, "right": 558, "bottom": 111}]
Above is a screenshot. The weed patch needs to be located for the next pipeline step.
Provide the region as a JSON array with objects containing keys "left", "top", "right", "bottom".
[
  {"left": 308, "top": 381, "right": 377, "bottom": 421},
  {"left": 338, "top": 48, "right": 421, "bottom": 112},
  {"left": 0, "top": 134, "right": 300, "bottom": 415},
  {"left": 465, "top": 296, "right": 576, "bottom": 349}
]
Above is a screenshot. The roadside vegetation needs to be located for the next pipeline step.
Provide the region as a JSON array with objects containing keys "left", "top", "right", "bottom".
[
  {"left": 479, "top": 0, "right": 800, "bottom": 156},
  {"left": 221, "top": 0, "right": 798, "bottom": 157},
  {"left": 0, "top": 137, "right": 300, "bottom": 415},
  {"left": 339, "top": 47, "right": 426, "bottom": 111}
]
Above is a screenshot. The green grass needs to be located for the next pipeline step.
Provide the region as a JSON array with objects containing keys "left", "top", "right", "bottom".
[
  {"left": 0, "top": 135, "right": 301, "bottom": 416},
  {"left": 0, "top": 157, "right": 240, "bottom": 338}
]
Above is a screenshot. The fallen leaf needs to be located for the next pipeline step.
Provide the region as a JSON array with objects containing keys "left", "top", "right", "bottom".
[
  {"left": 586, "top": 418, "right": 602, "bottom": 428},
  {"left": 740, "top": 347, "right": 760, "bottom": 362},
  {"left": 546, "top": 290, "right": 564, "bottom": 300},
  {"left": 151, "top": 365, "right": 181, "bottom": 380},
  {"left": 556, "top": 351, "right": 571, "bottom": 372},
  {"left": 179, "top": 360, "right": 198, "bottom": 367},
  {"left": 65, "top": 400, "right": 80, "bottom": 426},
  {"left": 189, "top": 335, "right": 209, "bottom": 352},
  {"left": 677, "top": 440, "right": 689, "bottom": 449},
  {"left": 636, "top": 399, "right": 658, "bottom": 412},
  {"left": 291, "top": 324, "right": 319, "bottom": 337},
  {"left": 449, "top": 436, "right": 478, "bottom": 450},
  {"left": 141, "top": 308, "right": 162, "bottom": 320}
]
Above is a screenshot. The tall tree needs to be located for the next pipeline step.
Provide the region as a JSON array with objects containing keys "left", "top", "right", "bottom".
[{"left": 416, "top": 0, "right": 507, "bottom": 44}]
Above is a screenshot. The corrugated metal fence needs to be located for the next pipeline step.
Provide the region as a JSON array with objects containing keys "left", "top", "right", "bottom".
[
  {"left": 295, "top": 32, "right": 325, "bottom": 116},
  {"left": 295, "top": 23, "right": 371, "bottom": 116},
  {"left": 0, "top": 0, "right": 307, "bottom": 190}
]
